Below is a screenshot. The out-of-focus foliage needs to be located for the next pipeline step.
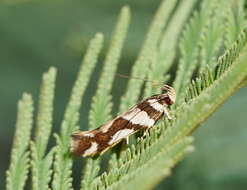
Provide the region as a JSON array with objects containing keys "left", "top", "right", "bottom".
[{"left": 1, "top": 0, "right": 247, "bottom": 190}]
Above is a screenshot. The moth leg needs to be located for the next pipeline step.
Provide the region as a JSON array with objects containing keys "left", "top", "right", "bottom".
[
  {"left": 125, "top": 136, "right": 129, "bottom": 144},
  {"left": 164, "top": 107, "right": 172, "bottom": 120},
  {"left": 143, "top": 129, "right": 150, "bottom": 137},
  {"left": 136, "top": 127, "right": 150, "bottom": 139}
]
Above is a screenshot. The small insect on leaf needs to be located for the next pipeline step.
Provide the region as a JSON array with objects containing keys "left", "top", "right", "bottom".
[{"left": 71, "top": 84, "right": 176, "bottom": 157}]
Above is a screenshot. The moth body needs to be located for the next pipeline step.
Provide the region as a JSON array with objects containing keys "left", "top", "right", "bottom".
[{"left": 71, "top": 85, "right": 176, "bottom": 157}]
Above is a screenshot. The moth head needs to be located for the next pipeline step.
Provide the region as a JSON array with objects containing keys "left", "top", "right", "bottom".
[{"left": 161, "top": 85, "right": 176, "bottom": 105}]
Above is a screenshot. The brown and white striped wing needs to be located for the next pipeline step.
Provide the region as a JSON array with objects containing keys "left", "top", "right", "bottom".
[
  {"left": 71, "top": 97, "right": 167, "bottom": 157},
  {"left": 104, "top": 98, "right": 165, "bottom": 147}
]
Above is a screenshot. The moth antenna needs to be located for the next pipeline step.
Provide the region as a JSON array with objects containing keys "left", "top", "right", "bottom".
[{"left": 116, "top": 73, "right": 163, "bottom": 86}]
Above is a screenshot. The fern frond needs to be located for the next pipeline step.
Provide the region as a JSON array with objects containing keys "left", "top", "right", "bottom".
[
  {"left": 53, "top": 135, "right": 73, "bottom": 190},
  {"left": 119, "top": 0, "right": 178, "bottom": 112},
  {"left": 88, "top": 131, "right": 193, "bottom": 190},
  {"left": 81, "top": 6, "right": 130, "bottom": 190},
  {"left": 173, "top": 0, "right": 217, "bottom": 103},
  {"left": 88, "top": 6, "right": 130, "bottom": 130},
  {"left": 88, "top": 27, "right": 247, "bottom": 190},
  {"left": 6, "top": 93, "right": 34, "bottom": 190},
  {"left": 173, "top": 31, "right": 247, "bottom": 140},
  {"left": 34, "top": 67, "right": 56, "bottom": 156},
  {"left": 144, "top": 0, "right": 197, "bottom": 97},
  {"left": 225, "top": 0, "right": 246, "bottom": 48},
  {"left": 199, "top": 0, "right": 229, "bottom": 72},
  {"left": 31, "top": 67, "right": 56, "bottom": 190},
  {"left": 123, "top": 137, "right": 194, "bottom": 190},
  {"left": 60, "top": 33, "right": 104, "bottom": 141},
  {"left": 31, "top": 143, "right": 55, "bottom": 190},
  {"left": 5, "top": 1, "right": 247, "bottom": 190},
  {"left": 52, "top": 33, "right": 104, "bottom": 190},
  {"left": 186, "top": 28, "right": 247, "bottom": 100}
]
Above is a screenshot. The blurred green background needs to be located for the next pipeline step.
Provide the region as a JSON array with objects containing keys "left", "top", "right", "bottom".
[{"left": 0, "top": 1, "right": 246, "bottom": 190}]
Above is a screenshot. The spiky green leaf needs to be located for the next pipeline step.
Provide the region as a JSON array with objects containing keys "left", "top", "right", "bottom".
[{"left": 6, "top": 94, "right": 33, "bottom": 190}]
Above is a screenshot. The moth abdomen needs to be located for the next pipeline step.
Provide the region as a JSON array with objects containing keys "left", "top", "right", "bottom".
[{"left": 70, "top": 131, "right": 97, "bottom": 156}]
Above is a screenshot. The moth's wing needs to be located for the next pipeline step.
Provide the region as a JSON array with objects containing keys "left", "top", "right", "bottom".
[
  {"left": 97, "top": 105, "right": 144, "bottom": 154},
  {"left": 99, "top": 104, "right": 139, "bottom": 133},
  {"left": 99, "top": 98, "right": 163, "bottom": 155},
  {"left": 99, "top": 128, "right": 140, "bottom": 156},
  {"left": 104, "top": 105, "right": 150, "bottom": 147}
]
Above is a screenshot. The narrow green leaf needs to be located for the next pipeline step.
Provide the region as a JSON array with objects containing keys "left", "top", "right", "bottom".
[
  {"left": 31, "top": 67, "right": 57, "bottom": 190},
  {"left": 199, "top": 0, "right": 229, "bottom": 72},
  {"left": 88, "top": 6, "right": 130, "bottom": 130},
  {"left": 61, "top": 33, "right": 104, "bottom": 141},
  {"left": 81, "top": 6, "right": 130, "bottom": 190},
  {"left": 144, "top": 0, "right": 196, "bottom": 97},
  {"left": 34, "top": 67, "right": 57, "bottom": 156},
  {"left": 173, "top": 0, "right": 217, "bottom": 103},
  {"left": 225, "top": 0, "right": 246, "bottom": 48},
  {"left": 6, "top": 93, "right": 34, "bottom": 190},
  {"left": 53, "top": 33, "right": 104, "bottom": 190},
  {"left": 119, "top": 0, "right": 178, "bottom": 112}
]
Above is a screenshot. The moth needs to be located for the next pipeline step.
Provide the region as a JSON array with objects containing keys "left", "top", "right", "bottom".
[{"left": 71, "top": 85, "right": 176, "bottom": 157}]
